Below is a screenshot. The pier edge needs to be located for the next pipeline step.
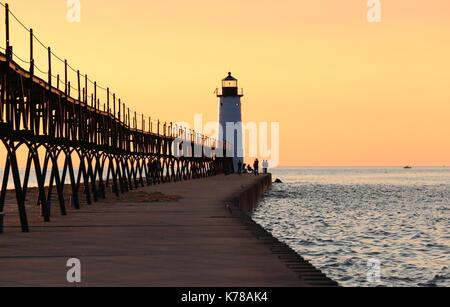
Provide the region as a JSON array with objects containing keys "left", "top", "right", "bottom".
[{"left": 229, "top": 174, "right": 340, "bottom": 287}]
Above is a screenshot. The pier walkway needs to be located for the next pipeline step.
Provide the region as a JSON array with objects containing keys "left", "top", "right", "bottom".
[{"left": 0, "top": 174, "right": 337, "bottom": 287}]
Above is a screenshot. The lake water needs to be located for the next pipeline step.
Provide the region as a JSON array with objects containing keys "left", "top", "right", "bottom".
[{"left": 252, "top": 167, "right": 450, "bottom": 287}]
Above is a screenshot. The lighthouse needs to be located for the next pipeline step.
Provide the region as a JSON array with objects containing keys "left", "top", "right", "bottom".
[{"left": 217, "top": 72, "right": 244, "bottom": 172}]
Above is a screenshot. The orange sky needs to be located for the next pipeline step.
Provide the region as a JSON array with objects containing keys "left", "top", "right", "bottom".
[{"left": 3, "top": 0, "right": 450, "bottom": 166}]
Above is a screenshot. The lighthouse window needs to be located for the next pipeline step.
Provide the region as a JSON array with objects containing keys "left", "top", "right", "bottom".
[{"left": 222, "top": 80, "right": 237, "bottom": 88}]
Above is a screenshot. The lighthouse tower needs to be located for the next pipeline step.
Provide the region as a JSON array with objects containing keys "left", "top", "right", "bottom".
[{"left": 217, "top": 72, "right": 244, "bottom": 172}]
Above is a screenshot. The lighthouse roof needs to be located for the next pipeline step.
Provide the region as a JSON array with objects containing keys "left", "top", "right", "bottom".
[{"left": 223, "top": 72, "right": 237, "bottom": 81}]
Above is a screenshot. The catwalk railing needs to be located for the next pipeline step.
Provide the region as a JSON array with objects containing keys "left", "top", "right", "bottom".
[{"left": 0, "top": 3, "right": 230, "bottom": 232}]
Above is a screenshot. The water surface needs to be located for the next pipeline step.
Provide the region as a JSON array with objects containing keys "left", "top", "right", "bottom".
[{"left": 252, "top": 167, "right": 450, "bottom": 287}]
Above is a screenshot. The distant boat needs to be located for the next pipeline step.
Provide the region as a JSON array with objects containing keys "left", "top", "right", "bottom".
[{"left": 404, "top": 166, "right": 412, "bottom": 169}]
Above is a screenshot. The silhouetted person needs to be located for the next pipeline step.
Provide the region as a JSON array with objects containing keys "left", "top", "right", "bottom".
[
  {"left": 263, "top": 160, "right": 269, "bottom": 174},
  {"left": 253, "top": 159, "right": 259, "bottom": 176},
  {"left": 156, "top": 160, "right": 162, "bottom": 183},
  {"left": 237, "top": 160, "right": 243, "bottom": 175},
  {"left": 149, "top": 160, "right": 156, "bottom": 184}
]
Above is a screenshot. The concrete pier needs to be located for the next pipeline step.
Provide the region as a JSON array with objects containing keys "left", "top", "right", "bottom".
[{"left": 0, "top": 175, "right": 337, "bottom": 287}]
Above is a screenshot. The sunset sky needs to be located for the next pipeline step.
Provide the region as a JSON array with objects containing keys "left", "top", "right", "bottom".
[{"left": 3, "top": 0, "right": 450, "bottom": 166}]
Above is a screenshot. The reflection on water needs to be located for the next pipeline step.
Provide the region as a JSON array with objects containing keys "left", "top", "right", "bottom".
[{"left": 252, "top": 167, "right": 450, "bottom": 287}]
